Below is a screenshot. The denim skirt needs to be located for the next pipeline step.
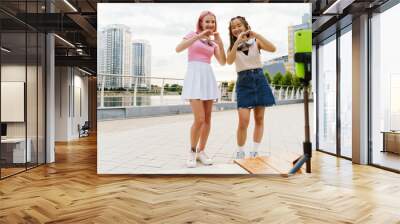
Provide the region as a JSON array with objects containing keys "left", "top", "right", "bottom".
[{"left": 235, "top": 68, "right": 276, "bottom": 109}]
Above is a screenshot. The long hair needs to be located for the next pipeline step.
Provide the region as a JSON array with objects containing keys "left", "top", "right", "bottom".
[
  {"left": 196, "top": 11, "right": 217, "bottom": 33},
  {"left": 228, "top": 16, "right": 250, "bottom": 51}
]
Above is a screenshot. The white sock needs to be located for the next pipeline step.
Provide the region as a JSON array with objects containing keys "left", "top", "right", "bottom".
[
  {"left": 238, "top": 145, "right": 245, "bottom": 151},
  {"left": 253, "top": 142, "right": 260, "bottom": 152}
]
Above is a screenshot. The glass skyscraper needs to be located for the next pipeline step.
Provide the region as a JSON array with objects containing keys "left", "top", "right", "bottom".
[
  {"left": 132, "top": 40, "right": 151, "bottom": 88},
  {"left": 99, "top": 24, "right": 132, "bottom": 88}
]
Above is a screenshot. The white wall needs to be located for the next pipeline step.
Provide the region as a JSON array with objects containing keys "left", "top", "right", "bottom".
[
  {"left": 71, "top": 73, "right": 89, "bottom": 138},
  {"left": 55, "top": 66, "right": 70, "bottom": 141},
  {"left": 1, "top": 65, "right": 29, "bottom": 138},
  {"left": 1, "top": 63, "right": 46, "bottom": 164},
  {"left": 55, "top": 67, "right": 89, "bottom": 141}
]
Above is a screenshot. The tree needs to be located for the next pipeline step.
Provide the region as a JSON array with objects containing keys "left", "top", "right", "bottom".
[
  {"left": 264, "top": 71, "right": 272, "bottom": 84},
  {"left": 166, "top": 84, "right": 182, "bottom": 93},
  {"left": 177, "top": 84, "right": 183, "bottom": 94},
  {"left": 292, "top": 75, "right": 302, "bottom": 88},
  {"left": 280, "top": 71, "right": 293, "bottom": 88},
  {"left": 221, "top": 82, "right": 228, "bottom": 89},
  {"left": 228, "top": 82, "right": 235, "bottom": 92},
  {"left": 164, "top": 83, "right": 169, "bottom": 91},
  {"left": 272, "top": 72, "right": 283, "bottom": 88}
]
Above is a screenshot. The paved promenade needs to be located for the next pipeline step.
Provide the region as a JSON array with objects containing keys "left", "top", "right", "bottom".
[{"left": 98, "top": 103, "right": 314, "bottom": 174}]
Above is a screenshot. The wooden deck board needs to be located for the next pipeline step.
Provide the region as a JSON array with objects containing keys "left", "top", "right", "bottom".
[{"left": 234, "top": 152, "right": 305, "bottom": 175}]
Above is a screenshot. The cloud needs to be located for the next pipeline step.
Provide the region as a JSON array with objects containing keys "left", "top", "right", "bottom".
[{"left": 98, "top": 3, "right": 310, "bottom": 80}]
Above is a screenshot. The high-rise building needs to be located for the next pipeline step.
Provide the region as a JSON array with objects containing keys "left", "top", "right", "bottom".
[
  {"left": 99, "top": 24, "right": 132, "bottom": 88},
  {"left": 287, "top": 13, "right": 311, "bottom": 74},
  {"left": 263, "top": 55, "right": 289, "bottom": 76},
  {"left": 132, "top": 40, "right": 151, "bottom": 88},
  {"left": 302, "top": 13, "right": 311, "bottom": 24}
]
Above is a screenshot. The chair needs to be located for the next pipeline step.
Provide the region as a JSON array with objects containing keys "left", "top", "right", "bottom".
[{"left": 78, "top": 121, "right": 90, "bottom": 138}]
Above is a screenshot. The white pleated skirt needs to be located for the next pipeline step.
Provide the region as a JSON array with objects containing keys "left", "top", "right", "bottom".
[{"left": 181, "top": 61, "right": 219, "bottom": 101}]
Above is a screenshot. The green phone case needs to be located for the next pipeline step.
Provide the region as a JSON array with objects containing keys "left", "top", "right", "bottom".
[{"left": 294, "top": 29, "right": 312, "bottom": 78}]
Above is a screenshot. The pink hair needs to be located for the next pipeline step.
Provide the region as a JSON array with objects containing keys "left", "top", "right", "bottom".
[{"left": 196, "top": 11, "right": 217, "bottom": 33}]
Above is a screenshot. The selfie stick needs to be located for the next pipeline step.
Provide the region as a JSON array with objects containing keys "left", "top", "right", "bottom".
[{"left": 289, "top": 29, "right": 312, "bottom": 174}]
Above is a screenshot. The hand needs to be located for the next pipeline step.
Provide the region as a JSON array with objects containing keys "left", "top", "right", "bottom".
[
  {"left": 237, "top": 31, "right": 250, "bottom": 43},
  {"left": 198, "top": 29, "right": 213, "bottom": 39},
  {"left": 247, "top": 30, "right": 258, "bottom": 39},
  {"left": 213, "top": 32, "right": 223, "bottom": 44}
]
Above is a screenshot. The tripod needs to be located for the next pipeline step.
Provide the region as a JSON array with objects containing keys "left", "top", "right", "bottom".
[{"left": 289, "top": 52, "right": 312, "bottom": 174}]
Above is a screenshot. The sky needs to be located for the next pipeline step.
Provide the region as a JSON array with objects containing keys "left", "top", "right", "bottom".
[{"left": 98, "top": 3, "right": 310, "bottom": 82}]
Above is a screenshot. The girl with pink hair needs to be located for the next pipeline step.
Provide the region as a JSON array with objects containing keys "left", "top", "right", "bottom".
[{"left": 176, "top": 10, "right": 226, "bottom": 168}]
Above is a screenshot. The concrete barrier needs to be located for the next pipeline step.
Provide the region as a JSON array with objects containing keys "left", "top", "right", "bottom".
[{"left": 97, "top": 99, "right": 312, "bottom": 121}]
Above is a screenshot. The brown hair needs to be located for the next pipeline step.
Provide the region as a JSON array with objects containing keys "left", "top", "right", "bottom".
[{"left": 228, "top": 16, "right": 250, "bottom": 51}]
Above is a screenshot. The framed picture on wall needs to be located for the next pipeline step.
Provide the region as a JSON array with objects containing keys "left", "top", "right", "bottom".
[{"left": 1, "top": 81, "right": 25, "bottom": 122}]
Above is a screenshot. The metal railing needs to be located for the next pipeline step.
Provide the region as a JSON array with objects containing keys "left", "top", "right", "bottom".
[{"left": 97, "top": 73, "right": 312, "bottom": 108}]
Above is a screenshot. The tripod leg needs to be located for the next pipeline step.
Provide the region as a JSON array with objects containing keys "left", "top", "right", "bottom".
[
  {"left": 292, "top": 156, "right": 301, "bottom": 165},
  {"left": 289, "top": 155, "right": 308, "bottom": 174}
]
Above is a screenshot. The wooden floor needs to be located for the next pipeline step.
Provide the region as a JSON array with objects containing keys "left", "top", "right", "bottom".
[
  {"left": 373, "top": 151, "right": 400, "bottom": 171},
  {"left": 1, "top": 167, "right": 26, "bottom": 178},
  {"left": 1, "top": 135, "right": 400, "bottom": 223}
]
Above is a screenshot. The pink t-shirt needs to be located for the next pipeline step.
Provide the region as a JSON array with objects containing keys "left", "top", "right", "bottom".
[{"left": 184, "top": 32, "right": 217, "bottom": 64}]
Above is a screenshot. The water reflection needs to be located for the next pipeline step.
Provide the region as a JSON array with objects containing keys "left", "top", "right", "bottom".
[{"left": 99, "top": 95, "right": 186, "bottom": 107}]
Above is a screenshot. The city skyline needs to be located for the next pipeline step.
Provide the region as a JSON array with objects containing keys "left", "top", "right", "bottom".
[{"left": 98, "top": 3, "right": 311, "bottom": 81}]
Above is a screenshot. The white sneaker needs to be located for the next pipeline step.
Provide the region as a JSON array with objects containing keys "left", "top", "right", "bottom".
[
  {"left": 187, "top": 149, "right": 197, "bottom": 168},
  {"left": 249, "top": 150, "right": 259, "bottom": 158},
  {"left": 197, "top": 151, "right": 213, "bottom": 165},
  {"left": 235, "top": 150, "right": 245, "bottom": 160}
]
